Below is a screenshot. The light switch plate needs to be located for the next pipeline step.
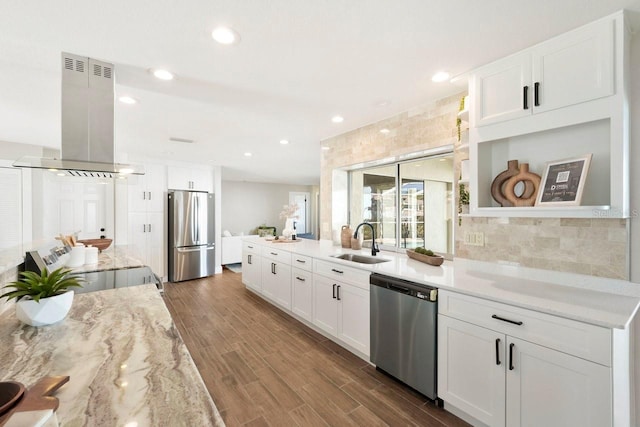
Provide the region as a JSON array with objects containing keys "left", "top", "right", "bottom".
[{"left": 464, "top": 231, "right": 485, "bottom": 246}]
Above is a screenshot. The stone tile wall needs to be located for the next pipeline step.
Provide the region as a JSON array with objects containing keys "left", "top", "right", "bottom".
[{"left": 320, "top": 92, "right": 630, "bottom": 280}]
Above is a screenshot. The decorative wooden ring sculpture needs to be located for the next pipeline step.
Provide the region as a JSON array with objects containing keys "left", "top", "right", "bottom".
[
  {"left": 503, "top": 163, "right": 541, "bottom": 207},
  {"left": 491, "top": 160, "right": 536, "bottom": 207}
]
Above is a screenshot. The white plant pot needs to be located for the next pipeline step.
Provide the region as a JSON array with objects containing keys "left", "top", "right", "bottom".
[{"left": 15, "top": 291, "right": 74, "bottom": 327}]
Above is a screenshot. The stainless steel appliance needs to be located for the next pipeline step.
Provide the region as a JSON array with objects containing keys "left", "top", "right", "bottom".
[
  {"left": 74, "top": 266, "right": 163, "bottom": 294},
  {"left": 168, "top": 191, "right": 215, "bottom": 282},
  {"left": 370, "top": 273, "right": 438, "bottom": 401}
]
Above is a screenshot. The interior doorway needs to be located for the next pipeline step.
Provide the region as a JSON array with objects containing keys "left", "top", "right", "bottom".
[{"left": 289, "top": 192, "right": 310, "bottom": 235}]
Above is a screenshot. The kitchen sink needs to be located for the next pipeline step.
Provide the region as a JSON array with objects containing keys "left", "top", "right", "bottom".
[{"left": 331, "top": 254, "right": 391, "bottom": 264}]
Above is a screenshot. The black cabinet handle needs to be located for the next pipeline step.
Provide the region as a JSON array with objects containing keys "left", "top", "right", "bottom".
[
  {"left": 248, "top": 254, "right": 252, "bottom": 265},
  {"left": 270, "top": 252, "right": 278, "bottom": 256},
  {"left": 331, "top": 268, "right": 344, "bottom": 274},
  {"left": 496, "top": 338, "right": 501, "bottom": 365},
  {"left": 509, "top": 343, "right": 515, "bottom": 371},
  {"left": 296, "top": 276, "right": 305, "bottom": 282},
  {"left": 337, "top": 285, "right": 341, "bottom": 301},
  {"left": 492, "top": 314, "right": 523, "bottom": 326},
  {"left": 247, "top": 245, "right": 254, "bottom": 249},
  {"left": 332, "top": 284, "right": 336, "bottom": 299},
  {"left": 523, "top": 85, "right": 529, "bottom": 109},
  {"left": 534, "top": 82, "right": 540, "bottom": 106},
  {"left": 296, "top": 259, "right": 306, "bottom": 264},
  {"left": 271, "top": 263, "right": 276, "bottom": 275}
]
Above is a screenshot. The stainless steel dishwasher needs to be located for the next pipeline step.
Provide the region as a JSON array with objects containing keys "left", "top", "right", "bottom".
[{"left": 370, "top": 273, "right": 438, "bottom": 401}]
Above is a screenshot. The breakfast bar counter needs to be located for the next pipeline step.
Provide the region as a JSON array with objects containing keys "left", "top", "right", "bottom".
[{"left": 0, "top": 284, "right": 224, "bottom": 426}]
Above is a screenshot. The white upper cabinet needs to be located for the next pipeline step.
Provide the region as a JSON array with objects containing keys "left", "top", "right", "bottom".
[
  {"left": 531, "top": 18, "right": 614, "bottom": 114},
  {"left": 471, "top": 52, "right": 532, "bottom": 127},
  {"left": 128, "top": 163, "right": 166, "bottom": 213},
  {"left": 167, "top": 166, "right": 213, "bottom": 193},
  {"left": 471, "top": 14, "right": 616, "bottom": 128}
]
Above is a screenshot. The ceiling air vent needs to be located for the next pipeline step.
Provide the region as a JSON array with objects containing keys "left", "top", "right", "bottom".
[
  {"left": 64, "top": 57, "right": 73, "bottom": 70},
  {"left": 93, "top": 64, "right": 102, "bottom": 77},
  {"left": 103, "top": 67, "right": 112, "bottom": 79},
  {"left": 75, "top": 59, "right": 84, "bottom": 73}
]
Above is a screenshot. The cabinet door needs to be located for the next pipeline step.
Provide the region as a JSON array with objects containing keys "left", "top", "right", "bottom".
[
  {"left": 506, "top": 337, "right": 611, "bottom": 427},
  {"left": 273, "top": 262, "right": 292, "bottom": 310},
  {"left": 167, "top": 166, "right": 191, "bottom": 191},
  {"left": 147, "top": 212, "right": 165, "bottom": 278},
  {"left": 438, "top": 315, "right": 506, "bottom": 427},
  {"left": 337, "top": 283, "right": 370, "bottom": 355},
  {"left": 292, "top": 268, "right": 313, "bottom": 322},
  {"left": 471, "top": 51, "right": 532, "bottom": 127},
  {"left": 145, "top": 163, "right": 166, "bottom": 212},
  {"left": 242, "top": 251, "right": 262, "bottom": 292},
  {"left": 532, "top": 18, "right": 614, "bottom": 114},
  {"left": 261, "top": 261, "right": 278, "bottom": 301},
  {"left": 128, "top": 212, "right": 149, "bottom": 265},
  {"left": 127, "top": 175, "right": 148, "bottom": 213},
  {"left": 191, "top": 168, "right": 213, "bottom": 192},
  {"left": 312, "top": 275, "right": 338, "bottom": 336}
]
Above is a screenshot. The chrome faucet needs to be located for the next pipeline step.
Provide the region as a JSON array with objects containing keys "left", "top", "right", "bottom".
[{"left": 353, "top": 222, "right": 380, "bottom": 256}]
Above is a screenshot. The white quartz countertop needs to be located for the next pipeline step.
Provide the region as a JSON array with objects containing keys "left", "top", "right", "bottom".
[
  {"left": 0, "top": 285, "right": 224, "bottom": 426},
  {"left": 244, "top": 236, "right": 640, "bottom": 329}
]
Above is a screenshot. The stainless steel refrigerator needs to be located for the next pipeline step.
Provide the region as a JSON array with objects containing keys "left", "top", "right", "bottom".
[{"left": 168, "top": 191, "right": 215, "bottom": 282}]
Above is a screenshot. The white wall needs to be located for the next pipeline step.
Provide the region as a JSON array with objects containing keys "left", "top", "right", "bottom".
[{"left": 221, "top": 180, "right": 315, "bottom": 236}]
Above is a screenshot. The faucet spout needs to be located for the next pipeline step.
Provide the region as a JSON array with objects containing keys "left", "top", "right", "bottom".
[{"left": 353, "top": 222, "right": 380, "bottom": 256}]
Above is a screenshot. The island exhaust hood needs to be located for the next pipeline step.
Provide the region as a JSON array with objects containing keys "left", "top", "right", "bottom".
[{"left": 13, "top": 52, "right": 144, "bottom": 177}]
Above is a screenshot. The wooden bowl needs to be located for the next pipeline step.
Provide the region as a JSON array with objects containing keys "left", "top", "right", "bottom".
[
  {"left": 0, "top": 381, "right": 25, "bottom": 416},
  {"left": 406, "top": 249, "right": 444, "bottom": 266},
  {"left": 77, "top": 238, "right": 112, "bottom": 252}
]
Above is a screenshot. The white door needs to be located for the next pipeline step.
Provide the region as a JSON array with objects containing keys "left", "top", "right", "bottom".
[
  {"left": 312, "top": 275, "right": 338, "bottom": 336},
  {"left": 289, "top": 192, "right": 310, "bottom": 234},
  {"left": 532, "top": 18, "right": 614, "bottom": 114},
  {"left": 242, "top": 251, "right": 262, "bottom": 292},
  {"left": 273, "top": 262, "right": 292, "bottom": 310},
  {"left": 471, "top": 51, "right": 532, "bottom": 127},
  {"left": 438, "top": 315, "right": 506, "bottom": 427},
  {"left": 506, "top": 337, "right": 612, "bottom": 427},
  {"left": 337, "top": 283, "right": 370, "bottom": 355},
  {"left": 291, "top": 268, "right": 313, "bottom": 322}
]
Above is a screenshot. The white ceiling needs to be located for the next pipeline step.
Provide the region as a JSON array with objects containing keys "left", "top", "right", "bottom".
[{"left": 1, "top": 1, "right": 639, "bottom": 185}]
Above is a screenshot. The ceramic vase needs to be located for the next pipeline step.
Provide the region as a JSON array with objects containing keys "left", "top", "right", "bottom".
[
  {"left": 15, "top": 291, "right": 74, "bottom": 327},
  {"left": 282, "top": 218, "right": 295, "bottom": 240}
]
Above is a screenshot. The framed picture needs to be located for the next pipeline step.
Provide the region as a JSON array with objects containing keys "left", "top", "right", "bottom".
[{"left": 536, "top": 154, "right": 592, "bottom": 206}]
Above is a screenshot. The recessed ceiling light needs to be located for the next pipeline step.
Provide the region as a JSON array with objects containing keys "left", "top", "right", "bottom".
[
  {"left": 279, "top": 139, "right": 289, "bottom": 145},
  {"left": 331, "top": 115, "right": 344, "bottom": 123},
  {"left": 244, "top": 152, "right": 252, "bottom": 157},
  {"left": 211, "top": 26, "right": 240, "bottom": 45},
  {"left": 119, "top": 96, "right": 137, "bottom": 105},
  {"left": 380, "top": 128, "right": 390, "bottom": 134},
  {"left": 431, "top": 71, "right": 450, "bottom": 83},
  {"left": 152, "top": 69, "right": 174, "bottom": 81}
]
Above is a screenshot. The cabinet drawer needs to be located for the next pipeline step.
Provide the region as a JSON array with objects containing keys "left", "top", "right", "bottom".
[
  {"left": 439, "top": 290, "right": 611, "bottom": 366},
  {"left": 261, "top": 246, "right": 292, "bottom": 264},
  {"left": 314, "top": 259, "right": 370, "bottom": 290},
  {"left": 243, "top": 241, "right": 261, "bottom": 254},
  {"left": 291, "top": 254, "right": 313, "bottom": 271}
]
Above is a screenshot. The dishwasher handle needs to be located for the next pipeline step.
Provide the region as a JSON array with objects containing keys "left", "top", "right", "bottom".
[{"left": 389, "top": 284, "right": 410, "bottom": 294}]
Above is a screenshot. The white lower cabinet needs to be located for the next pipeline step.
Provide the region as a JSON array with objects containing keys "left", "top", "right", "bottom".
[
  {"left": 312, "top": 272, "right": 370, "bottom": 356},
  {"left": 129, "top": 211, "right": 165, "bottom": 278},
  {"left": 438, "top": 290, "right": 613, "bottom": 427},
  {"left": 312, "top": 274, "right": 339, "bottom": 336},
  {"left": 291, "top": 268, "right": 313, "bottom": 322},
  {"left": 242, "top": 250, "right": 261, "bottom": 292},
  {"left": 261, "top": 259, "right": 292, "bottom": 310}
]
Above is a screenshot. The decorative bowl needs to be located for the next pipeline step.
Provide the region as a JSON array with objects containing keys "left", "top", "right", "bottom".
[
  {"left": 0, "top": 381, "right": 25, "bottom": 416},
  {"left": 406, "top": 249, "right": 444, "bottom": 266},
  {"left": 77, "top": 238, "right": 112, "bottom": 252}
]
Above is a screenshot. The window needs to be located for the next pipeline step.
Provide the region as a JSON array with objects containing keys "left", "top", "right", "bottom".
[{"left": 349, "top": 154, "right": 454, "bottom": 256}]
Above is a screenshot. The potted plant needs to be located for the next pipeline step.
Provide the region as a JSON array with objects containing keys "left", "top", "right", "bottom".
[
  {"left": 458, "top": 182, "right": 470, "bottom": 223},
  {"left": 0, "top": 267, "right": 84, "bottom": 326}
]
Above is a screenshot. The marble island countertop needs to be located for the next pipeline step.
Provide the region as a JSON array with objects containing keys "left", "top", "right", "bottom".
[
  {"left": 244, "top": 236, "right": 640, "bottom": 329},
  {"left": 0, "top": 285, "right": 224, "bottom": 426}
]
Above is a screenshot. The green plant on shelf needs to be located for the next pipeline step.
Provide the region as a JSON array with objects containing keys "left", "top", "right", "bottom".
[{"left": 458, "top": 182, "right": 470, "bottom": 226}]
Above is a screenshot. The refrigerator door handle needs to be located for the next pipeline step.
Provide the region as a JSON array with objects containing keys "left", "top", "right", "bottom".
[{"left": 176, "top": 246, "right": 215, "bottom": 253}]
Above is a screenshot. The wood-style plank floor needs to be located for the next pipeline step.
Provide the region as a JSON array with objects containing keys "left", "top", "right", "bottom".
[{"left": 164, "top": 269, "right": 470, "bottom": 427}]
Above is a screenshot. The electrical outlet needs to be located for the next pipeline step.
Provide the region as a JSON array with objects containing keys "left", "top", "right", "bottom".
[{"left": 464, "top": 231, "right": 485, "bottom": 246}]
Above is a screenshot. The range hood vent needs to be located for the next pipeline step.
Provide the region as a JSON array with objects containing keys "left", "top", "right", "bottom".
[{"left": 13, "top": 52, "right": 144, "bottom": 176}]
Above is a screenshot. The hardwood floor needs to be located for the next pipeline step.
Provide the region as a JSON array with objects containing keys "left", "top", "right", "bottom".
[{"left": 164, "top": 270, "right": 470, "bottom": 427}]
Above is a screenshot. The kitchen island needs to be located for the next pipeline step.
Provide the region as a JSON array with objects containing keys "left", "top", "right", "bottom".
[{"left": 0, "top": 284, "right": 224, "bottom": 426}]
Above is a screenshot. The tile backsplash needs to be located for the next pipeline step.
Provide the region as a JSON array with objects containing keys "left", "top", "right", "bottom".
[{"left": 320, "top": 91, "right": 630, "bottom": 280}]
